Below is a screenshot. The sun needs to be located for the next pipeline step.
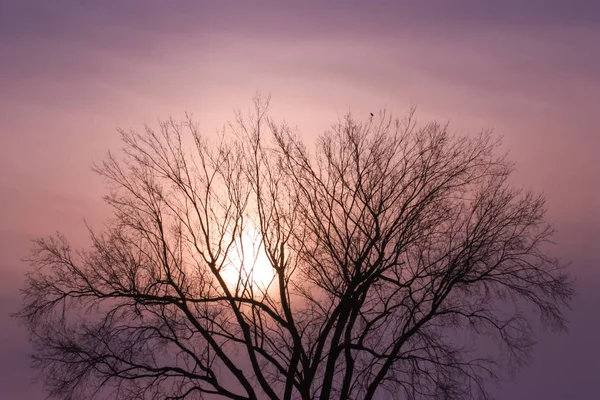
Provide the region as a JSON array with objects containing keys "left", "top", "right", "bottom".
[{"left": 221, "top": 224, "right": 275, "bottom": 291}]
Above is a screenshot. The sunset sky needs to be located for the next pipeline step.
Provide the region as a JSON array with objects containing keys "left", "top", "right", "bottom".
[{"left": 1, "top": 1, "right": 599, "bottom": 398}]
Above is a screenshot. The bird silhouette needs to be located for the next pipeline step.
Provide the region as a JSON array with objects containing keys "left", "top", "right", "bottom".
[{"left": 370, "top": 112, "right": 374, "bottom": 117}]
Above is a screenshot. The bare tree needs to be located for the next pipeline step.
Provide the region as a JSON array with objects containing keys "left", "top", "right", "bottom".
[{"left": 17, "top": 98, "right": 572, "bottom": 400}]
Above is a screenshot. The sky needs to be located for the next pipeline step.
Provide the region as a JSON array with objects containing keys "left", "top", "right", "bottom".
[{"left": 0, "top": 0, "right": 599, "bottom": 398}]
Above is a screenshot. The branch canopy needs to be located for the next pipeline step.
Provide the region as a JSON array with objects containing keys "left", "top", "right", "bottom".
[{"left": 17, "top": 100, "right": 572, "bottom": 400}]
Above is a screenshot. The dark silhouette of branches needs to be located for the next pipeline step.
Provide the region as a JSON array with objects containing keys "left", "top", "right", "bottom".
[{"left": 17, "top": 97, "right": 572, "bottom": 400}]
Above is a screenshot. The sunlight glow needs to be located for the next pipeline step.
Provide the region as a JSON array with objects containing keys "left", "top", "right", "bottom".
[{"left": 221, "top": 224, "right": 275, "bottom": 291}]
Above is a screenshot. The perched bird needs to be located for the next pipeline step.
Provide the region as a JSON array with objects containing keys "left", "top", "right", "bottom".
[{"left": 370, "top": 112, "right": 374, "bottom": 117}]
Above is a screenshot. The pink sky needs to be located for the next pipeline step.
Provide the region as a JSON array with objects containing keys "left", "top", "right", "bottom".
[{"left": 1, "top": 1, "right": 599, "bottom": 398}]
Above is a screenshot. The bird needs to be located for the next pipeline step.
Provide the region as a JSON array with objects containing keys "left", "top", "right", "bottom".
[{"left": 370, "top": 112, "right": 374, "bottom": 117}]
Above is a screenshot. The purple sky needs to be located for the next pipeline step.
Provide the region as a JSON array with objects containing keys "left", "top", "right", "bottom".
[{"left": 1, "top": 1, "right": 599, "bottom": 398}]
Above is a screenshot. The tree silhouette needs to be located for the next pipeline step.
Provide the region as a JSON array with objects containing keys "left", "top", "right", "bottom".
[{"left": 17, "top": 97, "right": 572, "bottom": 400}]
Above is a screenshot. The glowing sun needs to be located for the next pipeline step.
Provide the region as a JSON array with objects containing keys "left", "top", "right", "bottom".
[{"left": 221, "top": 225, "right": 275, "bottom": 291}]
